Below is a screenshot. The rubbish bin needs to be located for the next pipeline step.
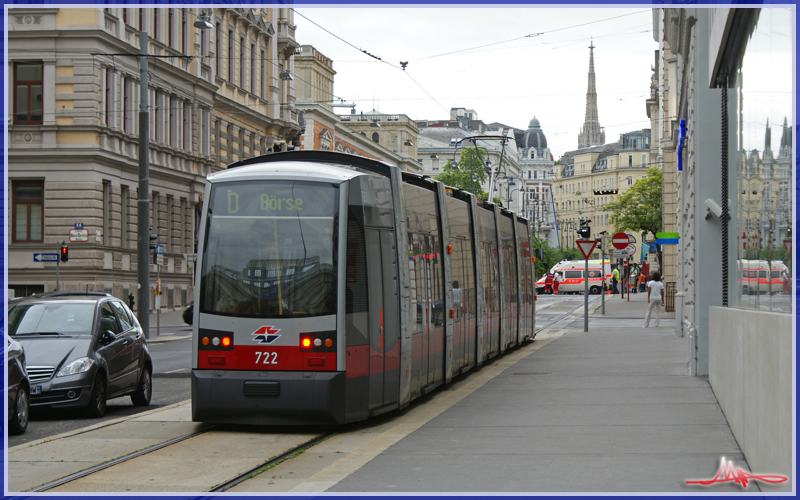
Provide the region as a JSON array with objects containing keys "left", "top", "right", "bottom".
[{"left": 664, "top": 281, "right": 676, "bottom": 312}]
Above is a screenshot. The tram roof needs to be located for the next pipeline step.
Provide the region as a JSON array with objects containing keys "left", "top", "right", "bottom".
[{"left": 209, "top": 160, "right": 362, "bottom": 184}]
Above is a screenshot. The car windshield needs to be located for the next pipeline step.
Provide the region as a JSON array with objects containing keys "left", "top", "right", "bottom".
[{"left": 8, "top": 302, "right": 96, "bottom": 336}]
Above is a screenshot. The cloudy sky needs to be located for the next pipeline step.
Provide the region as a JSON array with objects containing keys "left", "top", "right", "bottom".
[{"left": 293, "top": 7, "right": 658, "bottom": 159}]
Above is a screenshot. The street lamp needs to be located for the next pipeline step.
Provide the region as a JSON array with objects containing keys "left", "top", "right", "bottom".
[{"left": 471, "top": 173, "right": 477, "bottom": 194}]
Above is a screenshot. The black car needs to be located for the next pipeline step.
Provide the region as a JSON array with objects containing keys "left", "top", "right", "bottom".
[
  {"left": 7, "top": 292, "right": 153, "bottom": 418},
  {"left": 183, "top": 301, "right": 193, "bottom": 325},
  {"left": 7, "top": 336, "right": 30, "bottom": 434}
]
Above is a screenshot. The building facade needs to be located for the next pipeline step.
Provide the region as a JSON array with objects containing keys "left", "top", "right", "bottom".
[
  {"left": 651, "top": 7, "right": 792, "bottom": 488},
  {"left": 552, "top": 130, "right": 651, "bottom": 258},
  {"left": 517, "top": 117, "right": 556, "bottom": 244},
  {"left": 7, "top": 7, "right": 301, "bottom": 308}
]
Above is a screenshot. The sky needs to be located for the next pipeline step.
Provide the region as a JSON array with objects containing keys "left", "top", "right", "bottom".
[{"left": 292, "top": 7, "right": 658, "bottom": 160}]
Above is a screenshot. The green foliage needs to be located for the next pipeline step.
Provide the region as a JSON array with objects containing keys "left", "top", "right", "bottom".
[
  {"left": 605, "top": 166, "right": 662, "bottom": 236},
  {"left": 434, "top": 148, "right": 489, "bottom": 199},
  {"left": 605, "top": 166, "right": 663, "bottom": 263}
]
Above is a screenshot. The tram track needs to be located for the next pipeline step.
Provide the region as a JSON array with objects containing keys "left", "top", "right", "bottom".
[
  {"left": 534, "top": 295, "right": 601, "bottom": 334},
  {"left": 208, "top": 432, "right": 336, "bottom": 492},
  {"left": 31, "top": 426, "right": 217, "bottom": 492},
  {"left": 28, "top": 423, "right": 335, "bottom": 493}
]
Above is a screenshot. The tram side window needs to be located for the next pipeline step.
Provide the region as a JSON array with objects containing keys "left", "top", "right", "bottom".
[{"left": 346, "top": 209, "right": 369, "bottom": 345}]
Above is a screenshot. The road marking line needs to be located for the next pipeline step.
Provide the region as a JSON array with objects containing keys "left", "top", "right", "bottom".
[
  {"left": 165, "top": 368, "right": 187, "bottom": 374},
  {"left": 289, "top": 330, "right": 567, "bottom": 492}
]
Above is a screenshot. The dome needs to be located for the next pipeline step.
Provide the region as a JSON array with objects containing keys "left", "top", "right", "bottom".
[{"left": 523, "top": 116, "right": 547, "bottom": 150}]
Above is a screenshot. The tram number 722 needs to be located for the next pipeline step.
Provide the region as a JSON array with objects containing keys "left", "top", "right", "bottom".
[{"left": 254, "top": 351, "right": 279, "bottom": 365}]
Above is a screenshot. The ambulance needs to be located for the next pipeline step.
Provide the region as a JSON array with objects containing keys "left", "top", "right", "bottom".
[{"left": 536, "top": 260, "right": 613, "bottom": 295}]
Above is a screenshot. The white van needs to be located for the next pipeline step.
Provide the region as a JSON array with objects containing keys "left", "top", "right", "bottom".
[{"left": 536, "top": 260, "right": 613, "bottom": 295}]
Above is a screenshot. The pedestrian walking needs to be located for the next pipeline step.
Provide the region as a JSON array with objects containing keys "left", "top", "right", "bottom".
[
  {"left": 781, "top": 270, "right": 790, "bottom": 295},
  {"left": 553, "top": 272, "right": 561, "bottom": 295},
  {"left": 643, "top": 272, "right": 665, "bottom": 327},
  {"left": 637, "top": 271, "right": 647, "bottom": 292}
]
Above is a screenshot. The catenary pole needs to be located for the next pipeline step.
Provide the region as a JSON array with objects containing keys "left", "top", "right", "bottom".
[{"left": 137, "top": 31, "right": 151, "bottom": 340}]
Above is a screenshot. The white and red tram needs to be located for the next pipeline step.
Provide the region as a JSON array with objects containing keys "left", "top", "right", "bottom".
[{"left": 191, "top": 151, "right": 535, "bottom": 425}]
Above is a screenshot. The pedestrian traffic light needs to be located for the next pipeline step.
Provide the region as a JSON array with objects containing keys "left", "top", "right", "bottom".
[{"left": 60, "top": 242, "right": 69, "bottom": 262}]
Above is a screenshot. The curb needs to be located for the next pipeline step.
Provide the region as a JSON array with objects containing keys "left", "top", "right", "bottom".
[{"left": 147, "top": 334, "right": 192, "bottom": 344}]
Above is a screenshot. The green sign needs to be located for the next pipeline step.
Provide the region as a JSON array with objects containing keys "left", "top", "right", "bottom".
[{"left": 656, "top": 232, "right": 679, "bottom": 239}]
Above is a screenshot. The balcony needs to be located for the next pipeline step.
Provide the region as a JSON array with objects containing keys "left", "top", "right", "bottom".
[{"left": 277, "top": 19, "right": 299, "bottom": 57}]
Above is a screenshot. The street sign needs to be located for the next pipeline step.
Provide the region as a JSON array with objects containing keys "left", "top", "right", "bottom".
[
  {"left": 626, "top": 233, "right": 637, "bottom": 243},
  {"left": 69, "top": 228, "right": 89, "bottom": 242},
  {"left": 655, "top": 238, "right": 679, "bottom": 244},
  {"left": 612, "top": 246, "right": 635, "bottom": 258},
  {"left": 612, "top": 232, "right": 629, "bottom": 250},
  {"left": 576, "top": 240, "right": 598, "bottom": 260},
  {"left": 156, "top": 244, "right": 164, "bottom": 266},
  {"left": 656, "top": 232, "right": 678, "bottom": 239},
  {"left": 183, "top": 253, "right": 197, "bottom": 264},
  {"left": 34, "top": 253, "right": 59, "bottom": 262},
  {"left": 74, "top": 223, "right": 84, "bottom": 229},
  {"left": 784, "top": 239, "right": 792, "bottom": 256}
]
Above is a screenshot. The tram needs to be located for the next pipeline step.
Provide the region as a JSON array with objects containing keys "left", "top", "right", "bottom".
[{"left": 191, "top": 151, "right": 535, "bottom": 425}]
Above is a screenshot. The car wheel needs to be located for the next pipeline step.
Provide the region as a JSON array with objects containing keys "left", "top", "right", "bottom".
[
  {"left": 9, "top": 385, "right": 29, "bottom": 435},
  {"left": 131, "top": 366, "right": 152, "bottom": 407},
  {"left": 590, "top": 286, "right": 601, "bottom": 295},
  {"left": 85, "top": 372, "right": 107, "bottom": 418}
]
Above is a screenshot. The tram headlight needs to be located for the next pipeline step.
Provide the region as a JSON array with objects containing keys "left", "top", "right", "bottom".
[
  {"left": 313, "top": 338, "right": 322, "bottom": 347},
  {"left": 212, "top": 337, "right": 220, "bottom": 346}
]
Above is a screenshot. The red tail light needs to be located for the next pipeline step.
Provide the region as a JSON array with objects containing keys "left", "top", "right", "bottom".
[
  {"left": 301, "top": 338, "right": 312, "bottom": 348},
  {"left": 221, "top": 337, "right": 231, "bottom": 347}
]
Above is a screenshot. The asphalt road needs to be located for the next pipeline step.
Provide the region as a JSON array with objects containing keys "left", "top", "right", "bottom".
[{"left": 8, "top": 336, "right": 194, "bottom": 447}]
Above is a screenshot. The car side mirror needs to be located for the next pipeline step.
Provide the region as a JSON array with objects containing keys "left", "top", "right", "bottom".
[{"left": 101, "top": 330, "right": 116, "bottom": 344}]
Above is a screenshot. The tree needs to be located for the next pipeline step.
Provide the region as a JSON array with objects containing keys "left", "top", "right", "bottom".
[
  {"left": 605, "top": 166, "right": 663, "bottom": 263},
  {"left": 434, "top": 148, "right": 489, "bottom": 199}
]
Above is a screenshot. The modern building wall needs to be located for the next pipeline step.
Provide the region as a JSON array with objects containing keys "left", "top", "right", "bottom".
[{"left": 708, "top": 307, "right": 792, "bottom": 492}]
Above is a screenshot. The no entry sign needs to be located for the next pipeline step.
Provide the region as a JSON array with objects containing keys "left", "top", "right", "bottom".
[{"left": 612, "top": 232, "right": 629, "bottom": 250}]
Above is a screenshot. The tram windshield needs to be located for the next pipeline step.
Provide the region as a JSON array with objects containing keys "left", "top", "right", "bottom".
[{"left": 200, "top": 180, "right": 339, "bottom": 318}]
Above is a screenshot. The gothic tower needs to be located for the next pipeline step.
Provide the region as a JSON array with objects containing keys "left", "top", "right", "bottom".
[{"left": 578, "top": 40, "right": 605, "bottom": 149}]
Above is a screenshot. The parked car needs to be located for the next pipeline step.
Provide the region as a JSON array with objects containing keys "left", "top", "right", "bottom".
[
  {"left": 7, "top": 336, "right": 30, "bottom": 434},
  {"left": 7, "top": 292, "right": 153, "bottom": 418},
  {"left": 183, "top": 301, "right": 193, "bottom": 325}
]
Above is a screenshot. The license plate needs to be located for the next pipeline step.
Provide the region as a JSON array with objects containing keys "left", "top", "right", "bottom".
[{"left": 34, "top": 385, "right": 42, "bottom": 395}]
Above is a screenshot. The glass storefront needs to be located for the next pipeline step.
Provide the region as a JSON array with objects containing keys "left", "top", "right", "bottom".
[{"left": 735, "top": 8, "right": 793, "bottom": 313}]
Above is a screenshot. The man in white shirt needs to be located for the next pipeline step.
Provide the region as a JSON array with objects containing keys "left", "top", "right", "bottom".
[{"left": 643, "top": 272, "right": 665, "bottom": 327}]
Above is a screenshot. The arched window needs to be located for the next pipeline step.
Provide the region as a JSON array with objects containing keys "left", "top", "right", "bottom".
[{"left": 372, "top": 132, "right": 379, "bottom": 143}]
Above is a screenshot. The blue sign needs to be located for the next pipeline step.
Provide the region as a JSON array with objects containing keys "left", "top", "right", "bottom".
[
  {"left": 74, "top": 223, "right": 83, "bottom": 229},
  {"left": 34, "top": 253, "right": 59, "bottom": 262},
  {"left": 156, "top": 244, "right": 164, "bottom": 255},
  {"left": 655, "top": 238, "right": 679, "bottom": 245}
]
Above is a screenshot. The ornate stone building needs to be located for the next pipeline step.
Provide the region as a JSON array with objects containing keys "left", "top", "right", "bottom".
[
  {"left": 517, "top": 117, "right": 556, "bottom": 244},
  {"left": 7, "top": 7, "right": 301, "bottom": 308}
]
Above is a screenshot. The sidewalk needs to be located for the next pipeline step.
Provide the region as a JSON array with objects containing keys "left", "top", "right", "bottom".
[
  {"left": 330, "top": 291, "right": 761, "bottom": 493},
  {"left": 141, "top": 309, "right": 191, "bottom": 343}
]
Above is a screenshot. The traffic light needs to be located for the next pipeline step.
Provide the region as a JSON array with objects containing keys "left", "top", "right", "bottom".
[
  {"left": 60, "top": 242, "right": 69, "bottom": 262},
  {"left": 150, "top": 234, "right": 158, "bottom": 264},
  {"left": 593, "top": 189, "right": 618, "bottom": 195},
  {"left": 576, "top": 224, "right": 591, "bottom": 239}
]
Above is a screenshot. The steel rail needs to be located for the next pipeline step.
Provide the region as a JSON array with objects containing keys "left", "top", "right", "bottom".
[
  {"left": 208, "top": 432, "right": 336, "bottom": 492},
  {"left": 30, "top": 425, "right": 216, "bottom": 492}
]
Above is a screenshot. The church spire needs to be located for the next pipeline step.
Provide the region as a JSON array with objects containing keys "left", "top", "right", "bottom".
[{"left": 578, "top": 40, "right": 605, "bottom": 148}]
